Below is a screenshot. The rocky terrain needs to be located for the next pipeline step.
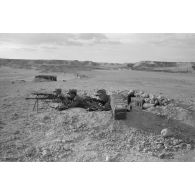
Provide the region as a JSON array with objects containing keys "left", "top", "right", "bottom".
[
  {"left": 0, "top": 62, "right": 195, "bottom": 162},
  {"left": 0, "top": 84, "right": 195, "bottom": 161}
]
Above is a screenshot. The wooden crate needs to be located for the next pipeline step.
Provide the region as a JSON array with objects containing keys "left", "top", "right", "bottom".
[{"left": 110, "top": 94, "right": 127, "bottom": 120}]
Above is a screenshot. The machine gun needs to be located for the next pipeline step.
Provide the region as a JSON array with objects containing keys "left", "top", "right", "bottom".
[{"left": 25, "top": 91, "right": 69, "bottom": 112}]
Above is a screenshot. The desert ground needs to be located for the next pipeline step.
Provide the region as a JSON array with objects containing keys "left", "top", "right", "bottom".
[{"left": 0, "top": 65, "right": 195, "bottom": 161}]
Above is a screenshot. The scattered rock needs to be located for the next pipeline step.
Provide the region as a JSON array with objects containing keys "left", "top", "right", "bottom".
[
  {"left": 143, "top": 103, "right": 155, "bottom": 109},
  {"left": 105, "top": 154, "right": 119, "bottom": 162},
  {"left": 156, "top": 143, "right": 164, "bottom": 150},
  {"left": 14, "top": 130, "right": 20, "bottom": 135},
  {"left": 186, "top": 144, "right": 192, "bottom": 150},
  {"left": 105, "top": 155, "right": 110, "bottom": 162},
  {"left": 40, "top": 114, "right": 51, "bottom": 122},
  {"left": 172, "top": 139, "right": 183, "bottom": 146},
  {"left": 159, "top": 152, "right": 174, "bottom": 159},
  {"left": 149, "top": 94, "right": 155, "bottom": 99},
  {"left": 144, "top": 98, "right": 150, "bottom": 103},
  {"left": 149, "top": 99, "right": 155, "bottom": 104},
  {"left": 161, "top": 128, "right": 173, "bottom": 138},
  {"left": 142, "top": 93, "right": 149, "bottom": 98},
  {"left": 11, "top": 113, "right": 19, "bottom": 120},
  {"left": 179, "top": 143, "right": 187, "bottom": 149},
  {"left": 138, "top": 145, "right": 144, "bottom": 152},
  {"left": 42, "top": 149, "right": 47, "bottom": 156},
  {"left": 143, "top": 148, "right": 150, "bottom": 153},
  {"left": 25, "top": 147, "right": 37, "bottom": 157}
]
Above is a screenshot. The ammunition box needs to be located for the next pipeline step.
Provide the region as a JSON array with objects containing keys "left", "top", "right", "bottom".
[{"left": 110, "top": 94, "right": 127, "bottom": 120}]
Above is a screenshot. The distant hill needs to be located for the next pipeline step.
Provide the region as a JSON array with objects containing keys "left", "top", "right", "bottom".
[
  {"left": 0, "top": 58, "right": 127, "bottom": 73},
  {"left": 0, "top": 58, "right": 195, "bottom": 73},
  {"left": 131, "top": 61, "right": 195, "bottom": 73}
]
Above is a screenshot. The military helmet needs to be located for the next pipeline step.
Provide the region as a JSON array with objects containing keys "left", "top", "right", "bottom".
[
  {"left": 68, "top": 89, "right": 77, "bottom": 95},
  {"left": 128, "top": 89, "right": 135, "bottom": 95},
  {"left": 53, "top": 88, "right": 62, "bottom": 95},
  {"left": 96, "top": 89, "right": 107, "bottom": 96}
]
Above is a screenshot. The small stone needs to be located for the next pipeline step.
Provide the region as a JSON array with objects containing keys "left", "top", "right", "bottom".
[
  {"left": 139, "top": 90, "right": 144, "bottom": 95},
  {"left": 42, "top": 150, "right": 47, "bottom": 156},
  {"left": 159, "top": 153, "right": 166, "bottom": 159},
  {"left": 105, "top": 155, "right": 110, "bottom": 162},
  {"left": 161, "top": 128, "right": 173, "bottom": 138},
  {"left": 142, "top": 103, "right": 155, "bottom": 109},
  {"left": 172, "top": 139, "right": 183, "bottom": 146},
  {"left": 150, "top": 99, "right": 155, "bottom": 104},
  {"left": 144, "top": 98, "right": 150, "bottom": 103},
  {"left": 142, "top": 93, "right": 149, "bottom": 98},
  {"left": 138, "top": 145, "right": 144, "bottom": 152},
  {"left": 186, "top": 144, "right": 192, "bottom": 150},
  {"left": 159, "top": 152, "right": 174, "bottom": 159},
  {"left": 11, "top": 113, "right": 19, "bottom": 120},
  {"left": 106, "top": 154, "right": 119, "bottom": 162},
  {"left": 156, "top": 143, "right": 164, "bottom": 150},
  {"left": 42, "top": 115, "right": 50, "bottom": 121},
  {"left": 14, "top": 130, "right": 20, "bottom": 135},
  {"left": 157, "top": 95, "right": 162, "bottom": 100},
  {"left": 149, "top": 94, "right": 155, "bottom": 99},
  {"left": 180, "top": 143, "right": 187, "bottom": 149},
  {"left": 143, "top": 148, "right": 150, "bottom": 153}
]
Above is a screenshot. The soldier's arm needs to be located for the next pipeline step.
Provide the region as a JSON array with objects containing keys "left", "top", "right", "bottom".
[
  {"left": 102, "top": 102, "right": 111, "bottom": 111},
  {"left": 67, "top": 96, "right": 81, "bottom": 108}
]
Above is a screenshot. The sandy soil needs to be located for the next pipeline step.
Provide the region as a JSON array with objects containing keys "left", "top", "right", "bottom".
[{"left": 0, "top": 67, "right": 195, "bottom": 161}]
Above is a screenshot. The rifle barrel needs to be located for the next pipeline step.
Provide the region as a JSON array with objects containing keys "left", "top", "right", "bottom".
[
  {"left": 31, "top": 93, "right": 54, "bottom": 96},
  {"left": 25, "top": 97, "right": 54, "bottom": 100}
]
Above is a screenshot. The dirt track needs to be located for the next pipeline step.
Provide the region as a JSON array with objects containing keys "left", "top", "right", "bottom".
[{"left": 0, "top": 67, "right": 195, "bottom": 161}]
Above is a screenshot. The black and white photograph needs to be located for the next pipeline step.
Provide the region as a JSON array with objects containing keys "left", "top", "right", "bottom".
[
  {"left": 0, "top": 1, "right": 195, "bottom": 195},
  {"left": 0, "top": 33, "right": 195, "bottom": 162}
]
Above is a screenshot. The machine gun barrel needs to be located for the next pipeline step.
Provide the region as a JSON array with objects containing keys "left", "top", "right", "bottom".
[
  {"left": 25, "top": 97, "right": 54, "bottom": 100},
  {"left": 26, "top": 91, "right": 71, "bottom": 112}
]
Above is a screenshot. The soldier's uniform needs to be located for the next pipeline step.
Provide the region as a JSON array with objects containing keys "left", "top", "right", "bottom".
[
  {"left": 67, "top": 95, "right": 90, "bottom": 109},
  {"left": 56, "top": 89, "right": 111, "bottom": 111},
  {"left": 94, "top": 89, "right": 111, "bottom": 111},
  {"left": 56, "top": 89, "right": 88, "bottom": 110}
]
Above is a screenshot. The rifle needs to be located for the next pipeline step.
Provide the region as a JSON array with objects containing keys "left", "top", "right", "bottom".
[{"left": 25, "top": 92, "right": 69, "bottom": 112}]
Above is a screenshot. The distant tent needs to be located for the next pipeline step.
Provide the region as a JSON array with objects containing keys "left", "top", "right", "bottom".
[{"left": 34, "top": 75, "right": 57, "bottom": 81}]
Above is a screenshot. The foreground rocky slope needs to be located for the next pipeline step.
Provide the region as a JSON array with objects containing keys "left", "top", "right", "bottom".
[{"left": 0, "top": 87, "right": 194, "bottom": 162}]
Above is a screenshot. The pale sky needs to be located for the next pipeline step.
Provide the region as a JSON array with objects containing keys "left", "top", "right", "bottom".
[{"left": 0, "top": 33, "right": 195, "bottom": 63}]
